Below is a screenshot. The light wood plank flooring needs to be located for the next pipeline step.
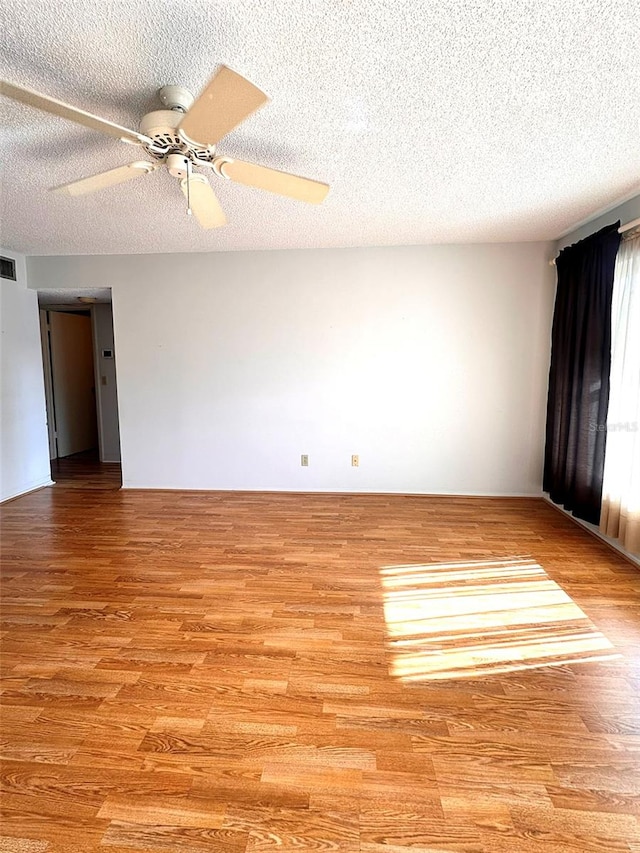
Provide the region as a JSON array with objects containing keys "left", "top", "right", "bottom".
[{"left": 1, "top": 488, "right": 639, "bottom": 852}]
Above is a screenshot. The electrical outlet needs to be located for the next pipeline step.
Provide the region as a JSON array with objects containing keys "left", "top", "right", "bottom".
[
  {"left": 351, "top": 454, "right": 359, "bottom": 467},
  {"left": 301, "top": 454, "right": 309, "bottom": 466}
]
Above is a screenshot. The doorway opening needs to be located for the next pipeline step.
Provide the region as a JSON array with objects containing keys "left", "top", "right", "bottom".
[{"left": 38, "top": 290, "right": 122, "bottom": 490}]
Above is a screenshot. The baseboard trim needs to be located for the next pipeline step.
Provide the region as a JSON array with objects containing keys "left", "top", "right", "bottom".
[
  {"left": 542, "top": 495, "right": 640, "bottom": 568},
  {"left": 1, "top": 479, "right": 55, "bottom": 505},
  {"left": 120, "top": 485, "right": 544, "bottom": 498}
]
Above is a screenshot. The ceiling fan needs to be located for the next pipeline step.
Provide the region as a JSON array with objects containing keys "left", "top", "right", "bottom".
[{"left": 0, "top": 67, "right": 330, "bottom": 229}]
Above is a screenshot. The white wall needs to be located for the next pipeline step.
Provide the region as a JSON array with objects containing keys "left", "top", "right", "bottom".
[
  {"left": 93, "top": 303, "right": 121, "bottom": 462},
  {"left": 0, "top": 249, "right": 52, "bottom": 501},
  {"left": 28, "top": 243, "right": 555, "bottom": 495}
]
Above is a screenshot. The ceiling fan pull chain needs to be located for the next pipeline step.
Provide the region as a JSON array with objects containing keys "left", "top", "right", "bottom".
[{"left": 186, "top": 159, "right": 192, "bottom": 216}]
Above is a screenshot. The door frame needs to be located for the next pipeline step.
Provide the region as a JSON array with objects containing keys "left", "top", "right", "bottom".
[
  {"left": 89, "top": 306, "right": 107, "bottom": 463},
  {"left": 39, "top": 309, "right": 57, "bottom": 460}
]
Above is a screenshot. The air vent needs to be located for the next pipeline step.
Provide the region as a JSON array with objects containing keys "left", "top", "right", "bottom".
[{"left": 0, "top": 256, "right": 16, "bottom": 281}]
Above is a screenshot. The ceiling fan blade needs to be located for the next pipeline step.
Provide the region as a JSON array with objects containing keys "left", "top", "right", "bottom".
[
  {"left": 215, "top": 158, "right": 329, "bottom": 204},
  {"left": 178, "top": 66, "right": 268, "bottom": 146},
  {"left": 51, "top": 162, "right": 157, "bottom": 196},
  {"left": 180, "top": 174, "right": 226, "bottom": 229},
  {"left": 0, "top": 80, "right": 151, "bottom": 145}
]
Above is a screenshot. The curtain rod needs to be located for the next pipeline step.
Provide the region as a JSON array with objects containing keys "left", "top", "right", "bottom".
[
  {"left": 620, "top": 216, "right": 640, "bottom": 233},
  {"left": 549, "top": 217, "right": 640, "bottom": 266}
]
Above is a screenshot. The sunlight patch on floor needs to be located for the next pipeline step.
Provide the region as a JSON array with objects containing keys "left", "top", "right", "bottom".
[{"left": 380, "top": 557, "right": 619, "bottom": 681}]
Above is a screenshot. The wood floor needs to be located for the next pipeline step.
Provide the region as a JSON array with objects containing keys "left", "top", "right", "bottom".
[{"left": 1, "top": 488, "right": 639, "bottom": 852}]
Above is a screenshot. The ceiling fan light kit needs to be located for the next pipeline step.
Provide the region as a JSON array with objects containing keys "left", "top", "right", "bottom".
[{"left": 0, "top": 66, "right": 329, "bottom": 230}]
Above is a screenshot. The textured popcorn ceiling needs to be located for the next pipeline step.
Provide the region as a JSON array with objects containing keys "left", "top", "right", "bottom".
[{"left": 1, "top": 0, "right": 639, "bottom": 255}]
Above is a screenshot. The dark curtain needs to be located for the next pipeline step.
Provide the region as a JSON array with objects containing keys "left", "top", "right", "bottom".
[{"left": 543, "top": 221, "right": 621, "bottom": 524}]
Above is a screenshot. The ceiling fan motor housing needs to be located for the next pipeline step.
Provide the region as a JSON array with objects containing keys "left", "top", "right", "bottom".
[{"left": 139, "top": 108, "right": 216, "bottom": 165}]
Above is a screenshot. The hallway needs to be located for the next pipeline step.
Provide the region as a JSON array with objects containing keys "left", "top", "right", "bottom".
[{"left": 51, "top": 449, "right": 121, "bottom": 490}]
